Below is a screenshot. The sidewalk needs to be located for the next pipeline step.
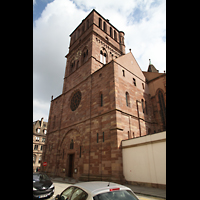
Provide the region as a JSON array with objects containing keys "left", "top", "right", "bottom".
[
  {"left": 50, "top": 176, "right": 80, "bottom": 184},
  {"left": 124, "top": 184, "right": 166, "bottom": 199},
  {"left": 50, "top": 177, "right": 166, "bottom": 199}
]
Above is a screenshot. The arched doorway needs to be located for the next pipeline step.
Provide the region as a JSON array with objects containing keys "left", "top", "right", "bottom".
[{"left": 59, "top": 129, "right": 82, "bottom": 178}]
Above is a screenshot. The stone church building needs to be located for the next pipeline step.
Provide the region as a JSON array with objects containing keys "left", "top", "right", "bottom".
[{"left": 41, "top": 9, "right": 166, "bottom": 183}]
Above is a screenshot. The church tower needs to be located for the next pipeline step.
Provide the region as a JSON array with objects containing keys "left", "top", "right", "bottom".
[{"left": 62, "top": 9, "right": 125, "bottom": 94}]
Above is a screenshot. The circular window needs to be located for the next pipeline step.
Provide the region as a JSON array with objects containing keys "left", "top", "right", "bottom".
[{"left": 70, "top": 90, "right": 82, "bottom": 111}]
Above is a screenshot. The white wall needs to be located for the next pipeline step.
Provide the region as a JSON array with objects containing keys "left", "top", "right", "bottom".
[{"left": 122, "top": 131, "right": 166, "bottom": 186}]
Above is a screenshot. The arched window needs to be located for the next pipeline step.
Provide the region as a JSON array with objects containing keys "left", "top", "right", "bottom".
[
  {"left": 99, "top": 18, "right": 102, "bottom": 29},
  {"left": 110, "top": 27, "right": 113, "bottom": 37},
  {"left": 158, "top": 90, "right": 166, "bottom": 130},
  {"left": 100, "top": 50, "right": 106, "bottom": 64},
  {"left": 70, "top": 139, "right": 74, "bottom": 149},
  {"left": 100, "top": 50, "right": 103, "bottom": 63},
  {"left": 103, "top": 21, "right": 107, "bottom": 32},
  {"left": 83, "top": 48, "right": 88, "bottom": 64},
  {"left": 141, "top": 99, "right": 144, "bottom": 113},
  {"left": 126, "top": 92, "right": 130, "bottom": 107},
  {"left": 114, "top": 30, "right": 117, "bottom": 40},
  {"left": 103, "top": 53, "right": 106, "bottom": 64}
]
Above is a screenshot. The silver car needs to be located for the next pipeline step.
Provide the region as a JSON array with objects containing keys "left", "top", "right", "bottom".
[{"left": 54, "top": 181, "right": 139, "bottom": 200}]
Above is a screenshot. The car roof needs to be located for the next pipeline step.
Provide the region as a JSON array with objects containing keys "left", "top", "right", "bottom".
[{"left": 73, "top": 181, "right": 132, "bottom": 196}]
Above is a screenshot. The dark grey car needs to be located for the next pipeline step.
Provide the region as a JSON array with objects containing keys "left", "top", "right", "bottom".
[{"left": 33, "top": 172, "right": 54, "bottom": 199}]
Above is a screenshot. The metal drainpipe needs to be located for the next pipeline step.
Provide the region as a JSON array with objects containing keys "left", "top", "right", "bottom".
[{"left": 136, "top": 100, "right": 141, "bottom": 137}]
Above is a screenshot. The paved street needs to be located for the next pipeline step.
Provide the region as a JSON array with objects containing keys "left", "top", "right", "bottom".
[
  {"left": 136, "top": 194, "right": 165, "bottom": 200},
  {"left": 47, "top": 182, "right": 165, "bottom": 200}
]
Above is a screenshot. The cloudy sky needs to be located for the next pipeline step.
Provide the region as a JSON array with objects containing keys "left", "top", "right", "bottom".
[{"left": 33, "top": 0, "right": 166, "bottom": 122}]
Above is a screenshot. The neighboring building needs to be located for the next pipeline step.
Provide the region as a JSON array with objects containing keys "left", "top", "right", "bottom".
[
  {"left": 122, "top": 131, "right": 166, "bottom": 189},
  {"left": 41, "top": 9, "right": 166, "bottom": 183},
  {"left": 143, "top": 62, "right": 166, "bottom": 132},
  {"left": 33, "top": 117, "right": 48, "bottom": 172}
]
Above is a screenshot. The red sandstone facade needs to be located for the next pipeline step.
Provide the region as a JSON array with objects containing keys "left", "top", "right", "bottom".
[{"left": 41, "top": 9, "right": 166, "bottom": 183}]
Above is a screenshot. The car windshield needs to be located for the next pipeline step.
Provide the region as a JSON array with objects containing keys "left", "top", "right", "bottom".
[
  {"left": 33, "top": 174, "right": 50, "bottom": 182},
  {"left": 93, "top": 190, "right": 139, "bottom": 200}
]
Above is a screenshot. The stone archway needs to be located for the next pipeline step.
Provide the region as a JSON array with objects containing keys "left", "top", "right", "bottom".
[{"left": 58, "top": 128, "right": 84, "bottom": 179}]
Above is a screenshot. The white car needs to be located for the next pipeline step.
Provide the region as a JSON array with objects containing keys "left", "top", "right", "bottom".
[{"left": 54, "top": 181, "right": 139, "bottom": 200}]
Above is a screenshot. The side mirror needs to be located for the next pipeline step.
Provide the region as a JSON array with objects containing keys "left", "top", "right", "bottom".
[{"left": 55, "top": 194, "right": 60, "bottom": 200}]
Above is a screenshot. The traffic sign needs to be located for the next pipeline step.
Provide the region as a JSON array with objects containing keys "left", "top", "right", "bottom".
[{"left": 43, "top": 162, "right": 47, "bottom": 167}]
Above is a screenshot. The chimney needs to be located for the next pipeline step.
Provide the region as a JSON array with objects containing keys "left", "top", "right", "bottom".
[{"left": 41, "top": 117, "right": 44, "bottom": 127}]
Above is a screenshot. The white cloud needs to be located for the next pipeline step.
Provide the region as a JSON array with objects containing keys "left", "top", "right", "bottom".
[
  {"left": 33, "top": 99, "right": 50, "bottom": 122},
  {"left": 33, "top": 0, "right": 166, "bottom": 121},
  {"left": 71, "top": 0, "right": 166, "bottom": 71},
  {"left": 33, "top": 0, "right": 36, "bottom": 6}
]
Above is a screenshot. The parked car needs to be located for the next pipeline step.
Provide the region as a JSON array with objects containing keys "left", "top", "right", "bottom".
[
  {"left": 33, "top": 172, "right": 55, "bottom": 199},
  {"left": 54, "top": 181, "right": 139, "bottom": 200}
]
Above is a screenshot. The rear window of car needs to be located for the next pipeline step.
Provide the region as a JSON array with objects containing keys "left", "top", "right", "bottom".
[
  {"left": 93, "top": 190, "right": 139, "bottom": 200},
  {"left": 33, "top": 174, "right": 50, "bottom": 181}
]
